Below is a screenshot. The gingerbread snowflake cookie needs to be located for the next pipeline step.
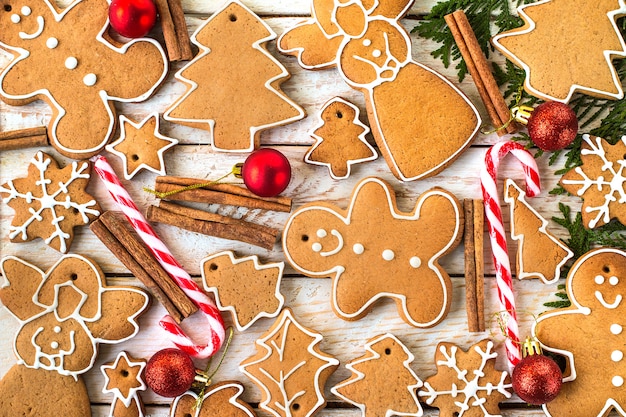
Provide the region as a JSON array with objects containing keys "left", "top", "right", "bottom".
[
  {"left": 0, "top": 151, "right": 100, "bottom": 253},
  {"left": 419, "top": 340, "right": 512, "bottom": 417},
  {"left": 492, "top": 0, "right": 626, "bottom": 102},
  {"left": 305, "top": 97, "right": 377, "bottom": 180},
  {"left": 282, "top": 177, "right": 462, "bottom": 327},
  {"left": 533, "top": 248, "right": 626, "bottom": 417},
  {"left": 560, "top": 134, "right": 626, "bottom": 229},
  {"left": 0, "top": 0, "right": 168, "bottom": 158}
]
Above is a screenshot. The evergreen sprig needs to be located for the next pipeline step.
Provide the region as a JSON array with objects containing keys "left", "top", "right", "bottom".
[{"left": 543, "top": 284, "right": 570, "bottom": 309}]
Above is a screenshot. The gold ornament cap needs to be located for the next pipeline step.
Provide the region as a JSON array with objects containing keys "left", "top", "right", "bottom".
[{"left": 521, "top": 337, "right": 543, "bottom": 357}]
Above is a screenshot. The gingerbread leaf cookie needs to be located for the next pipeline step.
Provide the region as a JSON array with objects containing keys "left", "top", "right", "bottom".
[
  {"left": 106, "top": 113, "right": 178, "bottom": 180},
  {"left": 0, "top": 151, "right": 101, "bottom": 253},
  {"left": 282, "top": 177, "right": 462, "bottom": 328},
  {"left": 164, "top": 0, "right": 305, "bottom": 152},
  {"left": 0, "top": 0, "right": 168, "bottom": 158},
  {"left": 419, "top": 340, "right": 512, "bottom": 417},
  {"left": 170, "top": 381, "right": 257, "bottom": 417},
  {"left": 201, "top": 251, "right": 285, "bottom": 332},
  {"left": 240, "top": 308, "right": 339, "bottom": 417},
  {"left": 533, "top": 248, "right": 626, "bottom": 417},
  {"left": 504, "top": 179, "right": 573, "bottom": 284},
  {"left": 492, "top": 0, "right": 626, "bottom": 102},
  {"left": 559, "top": 134, "right": 626, "bottom": 229},
  {"left": 331, "top": 333, "right": 423, "bottom": 417},
  {"left": 305, "top": 97, "right": 377, "bottom": 180},
  {"left": 101, "top": 351, "right": 147, "bottom": 417}
]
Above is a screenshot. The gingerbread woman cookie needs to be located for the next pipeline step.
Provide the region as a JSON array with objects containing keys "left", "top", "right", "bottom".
[
  {"left": 533, "top": 248, "right": 626, "bottom": 417},
  {"left": 0, "top": 0, "right": 168, "bottom": 158},
  {"left": 282, "top": 177, "right": 462, "bottom": 328},
  {"left": 279, "top": 0, "right": 480, "bottom": 181}
]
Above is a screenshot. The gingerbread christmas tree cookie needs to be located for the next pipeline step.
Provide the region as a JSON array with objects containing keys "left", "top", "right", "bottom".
[
  {"left": 492, "top": 0, "right": 626, "bottom": 102},
  {"left": 164, "top": 0, "right": 305, "bottom": 152},
  {"left": 106, "top": 113, "right": 178, "bottom": 180},
  {"left": 0, "top": 0, "right": 168, "bottom": 158},
  {"left": 305, "top": 97, "right": 377, "bottom": 180},
  {"left": 0, "top": 151, "right": 100, "bottom": 253}
]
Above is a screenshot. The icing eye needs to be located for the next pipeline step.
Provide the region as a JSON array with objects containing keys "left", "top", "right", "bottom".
[
  {"left": 20, "top": 5, "right": 30, "bottom": 15},
  {"left": 595, "top": 275, "right": 605, "bottom": 285},
  {"left": 610, "top": 276, "right": 619, "bottom": 286},
  {"left": 316, "top": 229, "right": 327, "bottom": 238},
  {"left": 10, "top": 13, "right": 19, "bottom": 23}
]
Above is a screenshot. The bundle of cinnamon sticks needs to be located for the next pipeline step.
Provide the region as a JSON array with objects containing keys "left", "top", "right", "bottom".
[{"left": 0, "top": 127, "right": 48, "bottom": 151}]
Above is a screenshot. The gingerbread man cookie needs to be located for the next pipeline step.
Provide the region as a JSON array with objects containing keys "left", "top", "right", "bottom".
[
  {"left": 279, "top": 0, "right": 480, "bottom": 181},
  {"left": 282, "top": 177, "right": 462, "bottom": 328},
  {"left": 0, "top": 0, "right": 168, "bottom": 158},
  {"left": 533, "top": 248, "right": 626, "bottom": 417}
]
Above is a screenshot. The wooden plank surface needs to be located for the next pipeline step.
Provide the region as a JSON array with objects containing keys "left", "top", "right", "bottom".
[{"left": 0, "top": 0, "right": 596, "bottom": 416}]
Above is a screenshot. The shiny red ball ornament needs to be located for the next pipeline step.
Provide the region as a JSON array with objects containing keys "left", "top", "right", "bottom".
[
  {"left": 526, "top": 101, "right": 578, "bottom": 151},
  {"left": 235, "top": 148, "right": 292, "bottom": 197},
  {"left": 145, "top": 348, "right": 196, "bottom": 397},
  {"left": 512, "top": 338, "right": 563, "bottom": 405},
  {"left": 109, "top": 0, "right": 157, "bottom": 38}
]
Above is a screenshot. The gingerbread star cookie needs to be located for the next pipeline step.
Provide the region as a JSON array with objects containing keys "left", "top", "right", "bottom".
[
  {"left": 560, "top": 134, "right": 626, "bottom": 229},
  {"left": 331, "top": 333, "right": 423, "bottom": 417},
  {"left": 305, "top": 97, "right": 377, "bottom": 180},
  {"left": 492, "top": 0, "right": 626, "bottom": 102},
  {"left": 101, "top": 351, "right": 147, "bottom": 417},
  {"left": 106, "top": 113, "right": 178, "bottom": 180},
  {"left": 0, "top": 0, "right": 168, "bottom": 158},
  {"left": 282, "top": 177, "right": 462, "bottom": 327},
  {"left": 533, "top": 248, "right": 626, "bottom": 417},
  {"left": 0, "top": 151, "right": 101, "bottom": 253},
  {"left": 201, "top": 251, "right": 285, "bottom": 332},
  {"left": 240, "top": 308, "right": 338, "bottom": 417}
]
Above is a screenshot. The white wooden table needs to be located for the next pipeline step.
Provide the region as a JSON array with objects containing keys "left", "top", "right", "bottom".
[{"left": 0, "top": 1, "right": 586, "bottom": 416}]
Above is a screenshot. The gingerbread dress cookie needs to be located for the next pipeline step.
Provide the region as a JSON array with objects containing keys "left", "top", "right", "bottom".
[
  {"left": 0, "top": 0, "right": 168, "bottom": 158},
  {"left": 533, "top": 248, "right": 626, "bottom": 417},
  {"left": 283, "top": 177, "right": 462, "bottom": 328},
  {"left": 279, "top": 0, "right": 480, "bottom": 181}
]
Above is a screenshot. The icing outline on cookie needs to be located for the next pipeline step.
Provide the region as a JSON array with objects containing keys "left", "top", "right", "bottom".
[{"left": 492, "top": 0, "right": 626, "bottom": 103}]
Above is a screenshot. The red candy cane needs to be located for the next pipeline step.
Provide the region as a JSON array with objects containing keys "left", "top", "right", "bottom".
[
  {"left": 480, "top": 141, "right": 540, "bottom": 369},
  {"left": 91, "top": 155, "right": 225, "bottom": 358}
]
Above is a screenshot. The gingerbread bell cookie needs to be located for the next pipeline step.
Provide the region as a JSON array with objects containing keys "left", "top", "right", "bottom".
[
  {"left": 279, "top": 0, "right": 480, "bottom": 181},
  {"left": 164, "top": 0, "right": 305, "bottom": 152},
  {"left": 0, "top": 151, "right": 101, "bottom": 253},
  {"left": 0, "top": 0, "right": 168, "bottom": 158},
  {"left": 533, "top": 248, "right": 626, "bottom": 417},
  {"left": 305, "top": 97, "right": 377, "bottom": 180},
  {"left": 240, "top": 308, "right": 338, "bottom": 417},
  {"left": 492, "top": 0, "right": 626, "bottom": 102},
  {"left": 283, "top": 177, "right": 462, "bottom": 327}
]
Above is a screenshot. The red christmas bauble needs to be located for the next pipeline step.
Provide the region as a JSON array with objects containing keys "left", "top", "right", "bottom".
[
  {"left": 240, "top": 148, "right": 291, "bottom": 197},
  {"left": 527, "top": 102, "right": 578, "bottom": 151},
  {"left": 109, "top": 0, "right": 157, "bottom": 38},
  {"left": 512, "top": 354, "right": 563, "bottom": 405},
  {"left": 145, "top": 348, "right": 196, "bottom": 397}
]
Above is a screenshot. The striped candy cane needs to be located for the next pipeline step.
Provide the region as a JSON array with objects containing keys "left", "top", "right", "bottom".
[
  {"left": 91, "top": 155, "right": 225, "bottom": 358},
  {"left": 480, "top": 141, "right": 540, "bottom": 369}
]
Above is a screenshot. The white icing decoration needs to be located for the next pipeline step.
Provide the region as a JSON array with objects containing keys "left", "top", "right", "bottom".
[
  {"left": 11, "top": 14, "right": 21, "bottom": 23},
  {"left": 595, "top": 275, "right": 605, "bottom": 285},
  {"left": 21, "top": 6, "right": 32, "bottom": 15},
  {"left": 83, "top": 73, "right": 97, "bottom": 86},
  {"left": 372, "top": 49, "right": 382, "bottom": 58},
  {"left": 100, "top": 351, "right": 147, "bottom": 408},
  {"left": 362, "top": 39, "right": 371, "bottom": 46},
  {"left": 613, "top": 376, "right": 624, "bottom": 387},
  {"left": 596, "top": 291, "right": 622, "bottom": 309},
  {"left": 410, "top": 256, "right": 421, "bottom": 268},
  {"left": 320, "top": 229, "right": 343, "bottom": 257},
  {"left": 353, "top": 243, "right": 364, "bottom": 255},
  {"left": 19, "top": 15, "right": 44, "bottom": 39},
  {"left": 611, "top": 323, "right": 622, "bottom": 335},
  {"left": 317, "top": 229, "right": 327, "bottom": 238},
  {"left": 382, "top": 249, "right": 394, "bottom": 261},
  {"left": 53, "top": 326, "right": 61, "bottom": 333},
  {"left": 46, "top": 37, "right": 58, "bottom": 49},
  {"left": 612, "top": 350, "right": 623, "bottom": 362},
  {"left": 610, "top": 276, "right": 619, "bottom": 285},
  {"left": 65, "top": 56, "right": 78, "bottom": 70},
  {"left": 51, "top": 341, "right": 59, "bottom": 349},
  {"left": 312, "top": 242, "right": 322, "bottom": 252},
  {"left": 200, "top": 251, "right": 285, "bottom": 332}
]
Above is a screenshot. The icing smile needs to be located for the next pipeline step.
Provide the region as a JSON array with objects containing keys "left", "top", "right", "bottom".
[
  {"left": 19, "top": 16, "right": 45, "bottom": 40},
  {"left": 595, "top": 291, "right": 623, "bottom": 309},
  {"left": 311, "top": 229, "right": 344, "bottom": 257}
]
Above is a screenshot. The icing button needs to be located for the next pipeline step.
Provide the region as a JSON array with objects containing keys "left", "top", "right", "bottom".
[
  {"left": 382, "top": 249, "right": 394, "bottom": 261},
  {"left": 46, "top": 37, "right": 59, "bottom": 49},
  {"left": 611, "top": 323, "right": 622, "bottom": 335},
  {"left": 50, "top": 341, "right": 59, "bottom": 349},
  {"left": 612, "top": 350, "right": 623, "bottom": 362},
  {"left": 53, "top": 326, "right": 61, "bottom": 333},
  {"left": 83, "top": 73, "right": 97, "bottom": 86},
  {"left": 409, "top": 256, "right": 421, "bottom": 268},
  {"left": 353, "top": 243, "right": 364, "bottom": 255},
  {"left": 65, "top": 57, "right": 78, "bottom": 70},
  {"left": 613, "top": 376, "right": 624, "bottom": 387}
]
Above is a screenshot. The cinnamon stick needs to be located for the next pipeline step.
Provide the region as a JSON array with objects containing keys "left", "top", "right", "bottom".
[
  {"left": 91, "top": 211, "right": 198, "bottom": 322},
  {"left": 154, "top": 179, "right": 292, "bottom": 213},
  {"left": 154, "top": 0, "right": 193, "bottom": 61},
  {"left": 473, "top": 199, "right": 485, "bottom": 332},
  {"left": 147, "top": 202, "right": 280, "bottom": 249},
  {"left": 445, "top": 11, "right": 517, "bottom": 135},
  {"left": 0, "top": 127, "right": 48, "bottom": 151},
  {"left": 464, "top": 199, "right": 480, "bottom": 332}
]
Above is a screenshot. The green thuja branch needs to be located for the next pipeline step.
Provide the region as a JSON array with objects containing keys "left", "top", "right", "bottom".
[{"left": 543, "top": 284, "right": 570, "bottom": 309}]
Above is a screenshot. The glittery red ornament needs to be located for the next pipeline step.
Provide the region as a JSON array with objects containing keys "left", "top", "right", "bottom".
[
  {"left": 234, "top": 148, "right": 292, "bottom": 197},
  {"left": 512, "top": 338, "right": 563, "bottom": 405},
  {"left": 526, "top": 102, "right": 578, "bottom": 151},
  {"left": 145, "top": 348, "right": 196, "bottom": 397},
  {"left": 109, "top": 0, "right": 157, "bottom": 38}
]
